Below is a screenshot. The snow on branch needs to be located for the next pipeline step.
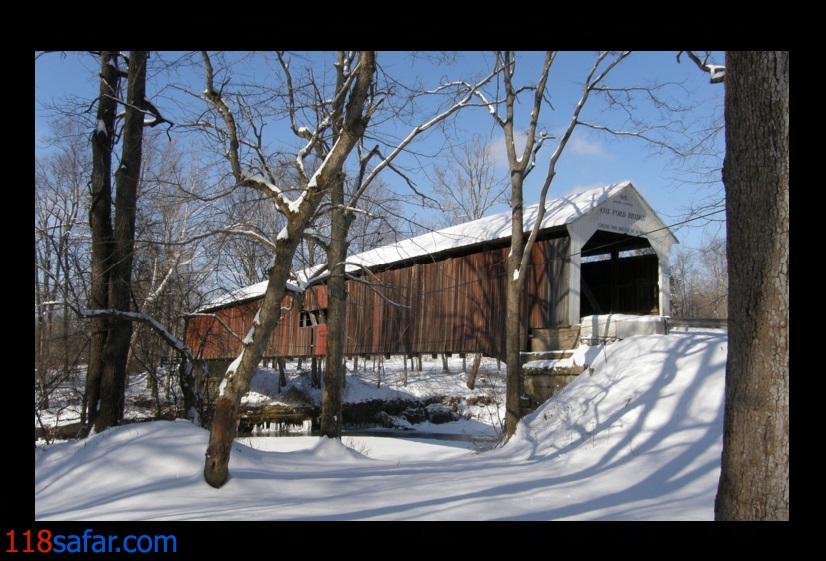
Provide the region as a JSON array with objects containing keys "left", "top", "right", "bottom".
[
  {"left": 80, "top": 308, "right": 191, "bottom": 356},
  {"left": 301, "top": 230, "right": 330, "bottom": 254},
  {"left": 678, "top": 51, "right": 725, "bottom": 84},
  {"left": 243, "top": 173, "right": 294, "bottom": 213},
  {"left": 225, "top": 226, "right": 279, "bottom": 250},
  {"left": 142, "top": 98, "right": 174, "bottom": 131},
  {"left": 470, "top": 89, "right": 503, "bottom": 125},
  {"left": 242, "top": 309, "right": 262, "bottom": 345},
  {"left": 337, "top": 204, "right": 379, "bottom": 219}
]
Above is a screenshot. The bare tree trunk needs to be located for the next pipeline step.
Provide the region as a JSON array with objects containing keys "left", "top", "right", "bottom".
[
  {"left": 320, "top": 175, "right": 349, "bottom": 439},
  {"left": 403, "top": 355, "right": 408, "bottom": 386},
  {"left": 150, "top": 368, "right": 161, "bottom": 414},
  {"left": 95, "top": 51, "right": 148, "bottom": 432},
  {"left": 714, "top": 50, "right": 789, "bottom": 520},
  {"left": 505, "top": 265, "right": 524, "bottom": 437},
  {"left": 278, "top": 358, "right": 286, "bottom": 391},
  {"left": 467, "top": 352, "right": 482, "bottom": 390},
  {"left": 83, "top": 50, "right": 119, "bottom": 433},
  {"left": 442, "top": 354, "right": 449, "bottom": 373},
  {"left": 505, "top": 165, "right": 527, "bottom": 437},
  {"left": 177, "top": 357, "right": 200, "bottom": 425},
  {"left": 377, "top": 355, "right": 382, "bottom": 388}
]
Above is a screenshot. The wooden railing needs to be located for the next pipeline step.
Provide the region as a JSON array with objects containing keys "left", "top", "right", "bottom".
[{"left": 667, "top": 318, "right": 728, "bottom": 331}]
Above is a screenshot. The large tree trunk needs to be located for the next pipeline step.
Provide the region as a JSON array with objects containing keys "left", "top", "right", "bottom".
[
  {"left": 83, "top": 51, "right": 119, "bottom": 434},
  {"left": 320, "top": 178, "right": 349, "bottom": 438},
  {"left": 505, "top": 173, "right": 526, "bottom": 438},
  {"left": 714, "top": 51, "right": 789, "bottom": 520},
  {"left": 504, "top": 271, "right": 523, "bottom": 437},
  {"left": 95, "top": 51, "right": 148, "bottom": 432},
  {"left": 204, "top": 234, "right": 309, "bottom": 488}
]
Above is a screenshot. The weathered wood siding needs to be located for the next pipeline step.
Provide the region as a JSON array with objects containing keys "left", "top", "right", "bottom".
[
  {"left": 186, "top": 300, "right": 260, "bottom": 361},
  {"left": 341, "top": 245, "right": 510, "bottom": 357},
  {"left": 525, "top": 236, "right": 571, "bottom": 329},
  {"left": 268, "top": 285, "right": 328, "bottom": 357},
  {"left": 187, "top": 238, "right": 575, "bottom": 362}
]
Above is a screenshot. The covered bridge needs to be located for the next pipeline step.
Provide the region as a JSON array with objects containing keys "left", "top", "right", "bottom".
[{"left": 185, "top": 181, "right": 678, "bottom": 363}]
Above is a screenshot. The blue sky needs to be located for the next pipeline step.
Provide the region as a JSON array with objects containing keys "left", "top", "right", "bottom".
[{"left": 34, "top": 51, "right": 726, "bottom": 250}]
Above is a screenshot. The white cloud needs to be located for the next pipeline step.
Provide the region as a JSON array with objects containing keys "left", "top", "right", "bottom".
[{"left": 569, "top": 135, "right": 609, "bottom": 158}]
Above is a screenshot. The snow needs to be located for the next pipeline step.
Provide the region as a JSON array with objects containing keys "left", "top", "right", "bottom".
[
  {"left": 709, "top": 65, "right": 726, "bottom": 82},
  {"left": 241, "top": 310, "right": 259, "bottom": 344},
  {"left": 36, "top": 330, "right": 731, "bottom": 521},
  {"left": 199, "top": 280, "right": 270, "bottom": 310},
  {"left": 523, "top": 342, "right": 603, "bottom": 370},
  {"left": 288, "top": 190, "right": 307, "bottom": 214},
  {"left": 218, "top": 353, "right": 242, "bottom": 393}
]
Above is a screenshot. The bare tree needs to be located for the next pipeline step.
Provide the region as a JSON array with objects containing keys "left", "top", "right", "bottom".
[
  {"left": 669, "top": 245, "right": 700, "bottom": 318},
  {"left": 37, "top": 52, "right": 197, "bottom": 431},
  {"left": 695, "top": 236, "right": 727, "bottom": 318},
  {"left": 474, "top": 51, "right": 634, "bottom": 437},
  {"left": 86, "top": 51, "right": 154, "bottom": 433},
  {"left": 430, "top": 132, "right": 508, "bottom": 228},
  {"left": 669, "top": 235, "right": 727, "bottom": 319},
  {"left": 473, "top": 51, "right": 711, "bottom": 437},
  {"left": 343, "top": 177, "right": 408, "bottom": 256},
  {"left": 207, "top": 165, "right": 294, "bottom": 291},
  {"left": 35, "top": 119, "right": 91, "bottom": 413},
  {"left": 177, "top": 51, "right": 498, "bottom": 454},
  {"left": 222, "top": 204, "right": 282, "bottom": 287},
  {"left": 189, "top": 50, "right": 380, "bottom": 488},
  {"left": 63, "top": 50, "right": 176, "bottom": 434}
]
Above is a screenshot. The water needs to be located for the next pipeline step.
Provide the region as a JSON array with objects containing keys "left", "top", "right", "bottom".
[
  {"left": 240, "top": 422, "right": 497, "bottom": 443},
  {"left": 342, "top": 429, "right": 497, "bottom": 443},
  {"left": 245, "top": 419, "right": 313, "bottom": 436}
]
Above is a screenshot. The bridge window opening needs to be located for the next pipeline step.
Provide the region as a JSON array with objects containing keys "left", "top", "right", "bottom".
[{"left": 300, "top": 308, "right": 327, "bottom": 328}]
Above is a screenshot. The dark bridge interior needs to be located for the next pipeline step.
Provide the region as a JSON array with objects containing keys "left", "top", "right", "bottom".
[{"left": 580, "top": 232, "right": 659, "bottom": 317}]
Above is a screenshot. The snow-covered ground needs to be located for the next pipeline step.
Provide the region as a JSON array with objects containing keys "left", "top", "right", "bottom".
[{"left": 35, "top": 329, "right": 732, "bottom": 524}]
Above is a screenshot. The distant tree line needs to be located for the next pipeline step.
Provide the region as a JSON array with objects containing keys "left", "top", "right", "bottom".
[{"left": 669, "top": 235, "right": 728, "bottom": 319}]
